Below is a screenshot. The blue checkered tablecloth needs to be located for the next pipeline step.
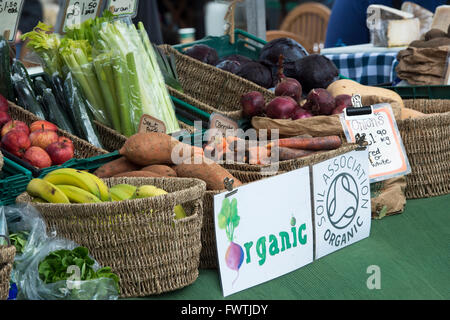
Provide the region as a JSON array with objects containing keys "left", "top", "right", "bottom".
[{"left": 323, "top": 52, "right": 399, "bottom": 86}]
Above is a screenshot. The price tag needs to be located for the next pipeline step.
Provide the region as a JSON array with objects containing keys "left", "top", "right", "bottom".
[
  {"left": 58, "top": 0, "right": 104, "bottom": 34},
  {"left": 138, "top": 114, "right": 167, "bottom": 134},
  {"left": 207, "top": 112, "right": 239, "bottom": 140},
  {"left": 0, "top": 0, "right": 25, "bottom": 42},
  {"left": 340, "top": 103, "right": 411, "bottom": 183},
  {"left": 105, "top": 0, "right": 139, "bottom": 18}
]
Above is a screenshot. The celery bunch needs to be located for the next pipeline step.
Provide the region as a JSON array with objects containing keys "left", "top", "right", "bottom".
[{"left": 22, "top": 15, "right": 180, "bottom": 136}]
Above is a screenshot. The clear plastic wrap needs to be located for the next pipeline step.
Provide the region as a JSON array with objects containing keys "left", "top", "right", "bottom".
[{"left": 4, "top": 204, "right": 119, "bottom": 300}]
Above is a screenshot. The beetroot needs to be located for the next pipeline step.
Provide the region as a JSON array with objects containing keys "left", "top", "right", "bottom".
[
  {"left": 266, "top": 96, "right": 298, "bottom": 119},
  {"left": 292, "top": 107, "right": 313, "bottom": 120},
  {"left": 294, "top": 54, "right": 339, "bottom": 93},
  {"left": 225, "top": 242, "right": 244, "bottom": 271},
  {"left": 240, "top": 91, "right": 266, "bottom": 118},
  {"left": 218, "top": 54, "right": 252, "bottom": 65},
  {"left": 305, "top": 89, "right": 336, "bottom": 116},
  {"left": 333, "top": 94, "right": 353, "bottom": 115},
  {"left": 185, "top": 44, "right": 219, "bottom": 65},
  {"left": 275, "top": 78, "right": 303, "bottom": 102}
]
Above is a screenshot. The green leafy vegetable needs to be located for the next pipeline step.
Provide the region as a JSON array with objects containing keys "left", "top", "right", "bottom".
[
  {"left": 38, "top": 246, "right": 120, "bottom": 293},
  {"left": 9, "top": 231, "right": 30, "bottom": 255}
]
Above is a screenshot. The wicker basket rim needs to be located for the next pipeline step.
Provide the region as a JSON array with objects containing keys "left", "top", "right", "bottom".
[{"left": 16, "top": 177, "right": 207, "bottom": 210}]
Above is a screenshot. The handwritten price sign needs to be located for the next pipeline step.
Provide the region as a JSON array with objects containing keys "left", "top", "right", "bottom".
[
  {"left": 340, "top": 103, "right": 411, "bottom": 183},
  {"left": 0, "top": 0, "right": 24, "bottom": 42},
  {"left": 60, "top": 0, "right": 103, "bottom": 33},
  {"left": 106, "top": 0, "right": 138, "bottom": 17}
]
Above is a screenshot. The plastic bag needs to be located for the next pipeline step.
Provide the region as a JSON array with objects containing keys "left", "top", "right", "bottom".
[
  {"left": 0, "top": 207, "right": 9, "bottom": 245},
  {"left": 4, "top": 204, "right": 119, "bottom": 300}
]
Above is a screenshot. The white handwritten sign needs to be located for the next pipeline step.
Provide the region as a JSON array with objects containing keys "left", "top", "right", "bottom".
[
  {"left": 340, "top": 103, "right": 411, "bottom": 183},
  {"left": 105, "top": 0, "right": 138, "bottom": 17},
  {"left": 59, "top": 0, "right": 103, "bottom": 33},
  {"left": 0, "top": 0, "right": 24, "bottom": 42},
  {"left": 214, "top": 167, "right": 314, "bottom": 297}
]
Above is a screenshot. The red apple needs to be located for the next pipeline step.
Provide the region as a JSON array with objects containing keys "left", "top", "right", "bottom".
[
  {"left": 0, "top": 112, "right": 11, "bottom": 128},
  {"left": 1, "top": 130, "right": 31, "bottom": 158},
  {"left": 29, "top": 129, "right": 59, "bottom": 150},
  {"left": 23, "top": 146, "right": 52, "bottom": 169},
  {"left": 1, "top": 120, "right": 30, "bottom": 137},
  {"left": 46, "top": 141, "right": 74, "bottom": 165},
  {"left": 0, "top": 94, "right": 8, "bottom": 113},
  {"left": 30, "top": 120, "right": 58, "bottom": 133},
  {"left": 58, "top": 136, "right": 74, "bottom": 151}
]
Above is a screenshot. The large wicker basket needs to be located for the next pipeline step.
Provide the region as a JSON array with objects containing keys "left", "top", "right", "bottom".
[
  {"left": 0, "top": 235, "right": 16, "bottom": 300},
  {"left": 159, "top": 44, "right": 275, "bottom": 121},
  {"left": 16, "top": 177, "right": 206, "bottom": 298},
  {"left": 398, "top": 99, "right": 450, "bottom": 199},
  {"left": 8, "top": 101, "right": 108, "bottom": 159},
  {"left": 199, "top": 143, "right": 360, "bottom": 269}
]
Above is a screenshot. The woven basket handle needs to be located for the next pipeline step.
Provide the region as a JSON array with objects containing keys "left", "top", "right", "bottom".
[
  {"left": 225, "top": 0, "right": 244, "bottom": 44},
  {"left": 0, "top": 235, "right": 11, "bottom": 247}
]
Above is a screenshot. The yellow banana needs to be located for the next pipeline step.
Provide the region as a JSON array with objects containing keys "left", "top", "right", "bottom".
[
  {"left": 43, "top": 168, "right": 101, "bottom": 199},
  {"left": 57, "top": 185, "right": 102, "bottom": 204},
  {"left": 82, "top": 172, "right": 110, "bottom": 201},
  {"left": 133, "top": 185, "right": 187, "bottom": 219},
  {"left": 32, "top": 197, "right": 48, "bottom": 203},
  {"left": 109, "top": 184, "right": 137, "bottom": 202},
  {"left": 26, "top": 179, "right": 70, "bottom": 204}
]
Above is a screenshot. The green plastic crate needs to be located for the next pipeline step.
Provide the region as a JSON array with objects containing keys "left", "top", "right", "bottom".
[
  {"left": 381, "top": 85, "right": 450, "bottom": 100},
  {"left": 173, "top": 28, "right": 267, "bottom": 60},
  {"left": 0, "top": 158, "right": 33, "bottom": 206}
]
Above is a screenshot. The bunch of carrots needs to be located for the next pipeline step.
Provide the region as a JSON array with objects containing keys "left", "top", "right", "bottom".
[{"left": 203, "top": 135, "right": 343, "bottom": 165}]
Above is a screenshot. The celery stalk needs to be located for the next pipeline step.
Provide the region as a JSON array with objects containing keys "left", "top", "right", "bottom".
[
  {"left": 111, "top": 53, "right": 133, "bottom": 137},
  {"left": 126, "top": 52, "right": 144, "bottom": 133}
]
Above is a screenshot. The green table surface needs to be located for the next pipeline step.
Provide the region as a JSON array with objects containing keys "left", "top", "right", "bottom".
[{"left": 139, "top": 195, "right": 450, "bottom": 301}]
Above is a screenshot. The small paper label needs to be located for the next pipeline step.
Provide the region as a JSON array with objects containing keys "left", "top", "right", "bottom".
[
  {"left": 340, "top": 103, "right": 411, "bottom": 183},
  {"left": 138, "top": 114, "right": 167, "bottom": 134},
  {"left": 208, "top": 112, "right": 239, "bottom": 140},
  {"left": 59, "top": 0, "right": 103, "bottom": 33},
  {"left": 106, "top": 0, "right": 138, "bottom": 17},
  {"left": 0, "top": 0, "right": 25, "bottom": 42}
]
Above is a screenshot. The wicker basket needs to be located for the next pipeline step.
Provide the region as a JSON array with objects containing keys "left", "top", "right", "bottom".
[
  {"left": 398, "top": 99, "right": 450, "bottom": 199},
  {"left": 199, "top": 143, "right": 360, "bottom": 269},
  {"left": 159, "top": 44, "right": 275, "bottom": 120},
  {"left": 16, "top": 177, "right": 207, "bottom": 298},
  {"left": 8, "top": 101, "right": 108, "bottom": 159},
  {"left": 94, "top": 120, "right": 197, "bottom": 153},
  {"left": 0, "top": 235, "right": 16, "bottom": 301}
]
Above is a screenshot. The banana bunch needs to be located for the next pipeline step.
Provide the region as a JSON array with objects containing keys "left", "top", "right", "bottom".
[
  {"left": 26, "top": 170, "right": 187, "bottom": 219},
  {"left": 27, "top": 168, "right": 110, "bottom": 204}
]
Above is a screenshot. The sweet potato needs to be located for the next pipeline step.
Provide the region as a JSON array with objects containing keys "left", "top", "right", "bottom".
[
  {"left": 141, "top": 165, "right": 177, "bottom": 177},
  {"left": 113, "top": 171, "right": 163, "bottom": 178},
  {"left": 119, "top": 132, "right": 181, "bottom": 166},
  {"left": 94, "top": 157, "right": 142, "bottom": 178},
  {"left": 174, "top": 157, "right": 243, "bottom": 191}
]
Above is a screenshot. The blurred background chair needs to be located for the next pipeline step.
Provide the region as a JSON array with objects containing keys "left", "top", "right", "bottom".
[
  {"left": 266, "top": 30, "right": 309, "bottom": 46},
  {"left": 279, "top": 2, "right": 331, "bottom": 53}
]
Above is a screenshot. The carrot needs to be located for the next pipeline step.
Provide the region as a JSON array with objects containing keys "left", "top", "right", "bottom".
[
  {"left": 248, "top": 146, "right": 271, "bottom": 165},
  {"left": 274, "top": 147, "right": 315, "bottom": 161},
  {"left": 94, "top": 157, "right": 142, "bottom": 178},
  {"left": 119, "top": 132, "right": 181, "bottom": 166},
  {"left": 273, "top": 136, "right": 342, "bottom": 151},
  {"left": 113, "top": 171, "right": 163, "bottom": 178},
  {"left": 174, "top": 157, "right": 243, "bottom": 191},
  {"left": 141, "top": 165, "right": 177, "bottom": 177}
]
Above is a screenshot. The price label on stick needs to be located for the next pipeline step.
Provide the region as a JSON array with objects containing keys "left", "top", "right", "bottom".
[
  {"left": 105, "top": 0, "right": 139, "bottom": 18},
  {"left": 340, "top": 103, "right": 411, "bottom": 183},
  {"left": 58, "top": 0, "right": 103, "bottom": 34},
  {"left": 138, "top": 114, "right": 167, "bottom": 134},
  {"left": 0, "top": 0, "right": 25, "bottom": 42}
]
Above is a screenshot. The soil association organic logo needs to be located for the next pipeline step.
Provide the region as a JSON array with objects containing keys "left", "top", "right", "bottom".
[{"left": 316, "top": 155, "right": 370, "bottom": 248}]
